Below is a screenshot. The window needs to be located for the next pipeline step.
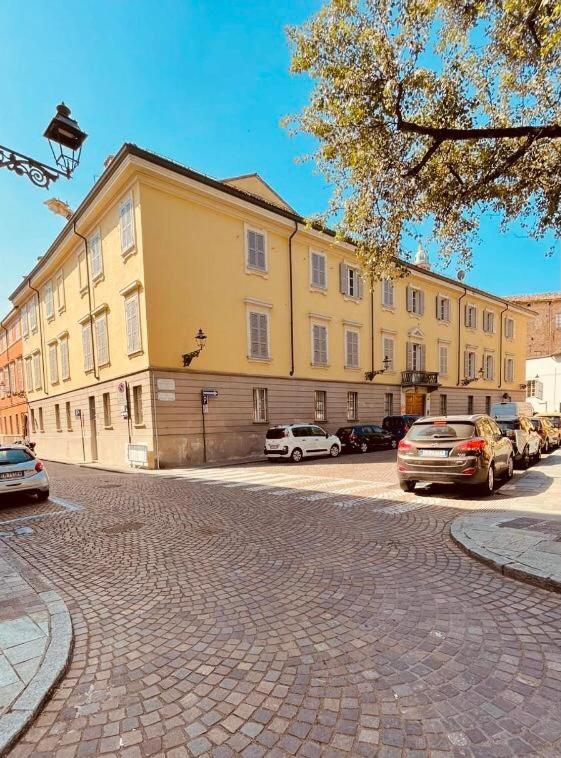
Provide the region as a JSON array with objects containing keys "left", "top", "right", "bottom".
[
  {"left": 440, "top": 394, "right": 448, "bottom": 415},
  {"left": 8, "top": 363, "right": 15, "bottom": 394},
  {"left": 103, "top": 392, "right": 112, "bottom": 427},
  {"left": 483, "top": 310, "right": 495, "bottom": 333},
  {"left": 407, "top": 342, "right": 425, "bottom": 371},
  {"left": 78, "top": 249, "right": 88, "bottom": 292},
  {"left": 484, "top": 353, "right": 494, "bottom": 380},
  {"left": 505, "top": 317, "right": 515, "bottom": 339},
  {"left": 30, "top": 409, "right": 36, "bottom": 434},
  {"left": 310, "top": 251, "right": 327, "bottom": 289},
  {"left": 32, "top": 352, "right": 42, "bottom": 391},
  {"left": 246, "top": 228, "right": 266, "bottom": 271},
  {"left": 526, "top": 379, "right": 543, "bottom": 400},
  {"left": 82, "top": 322, "right": 94, "bottom": 372},
  {"left": 504, "top": 357, "right": 515, "bottom": 382},
  {"left": 347, "top": 391, "right": 358, "bottom": 421},
  {"left": 56, "top": 270, "right": 65, "bottom": 312},
  {"left": 60, "top": 336, "right": 70, "bottom": 381},
  {"left": 311, "top": 323, "right": 328, "bottom": 365},
  {"left": 248, "top": 311, "right": 269, "bottom": 360},
  {"left": 38, "top": 407, "right": 44, "bottom": 432},
  {"left": 439, "top": 344, "right": 448, "bottom": 376},
  {"left": 467, "top": 395, "right": 474, "bottom": 414},
  {"left": 44, "top": 281, "right": 55, "bottom": 320},
  {"left": 384, "top": 393, "right": 394, "bottom": 416},
  {"left": 555, "top": 313, "right": 561, "bottom": 329},
  {"left": 95, "top": 312, "right": 110, "bottom": 366},
  {"left": 314, "top": 390, "right": 327, "bottom": 421},
  {"left": 66, "top": 402, "right": 72, "bottom": 431},
  {"left": 464, "top": 350, "right": 477, "bottom": 379},
  {"left": 382, "top": 279, "right": 394, "bottom": 307},
  {"left": 24, "top": 358, "right": 33, "bottom": 392},
  {"left": 253, "top": 388, "right": 268, "bottom": 423},
  {"left": 29, "top": 297, "right": 38, "bottom": 332},
  {"left": 48, "top": 342, "right": 59, "bottom": 384},
  {"left": 119, "top": 194, "right": 135, "bottom": 254},
  {"left": 465, "top": 304, "right": 477, "bottom": 329},
  {"left": 125, "top": 291, "right": 142, "bottom": 355},
  {"left": 89, "top": 230, "right": 103, "bottom": 280},
  {"left": 339, "top": 263, "right": 363, "bottom": 298},
  {"left": 21, "top": 304, "right": 29, "bottom": 338},
  {"left": 55, "top": 404, "right": 61, "bottom": 432},
  {"left": 382, "top": 336, "right": 394, "bottom": 371},
  {"left": 436, "top": 296, "right": 451, "bottom": 322},
  {"left": 133, "top": 385, "right": 143, "bottom": 425},
  {"left": 345, "top": 330, "right": 359, "bottom": 368},
  {"left": 485, "top": 396, "right": 491, "bottom": 414},
  {"left": 406, "top": 286, "right": 424, "bottom": 315}
]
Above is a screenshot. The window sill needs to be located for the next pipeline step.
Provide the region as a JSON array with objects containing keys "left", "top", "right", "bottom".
[
  {"left": 98, "top": 360, "right": 111, "bottom": 369},
  {"left": 342, "top": 295, "right": 361, "bottom": 304},
  {"left": 408, "top": 312, "right": 423, "bottom": 318},
  {"left": 121, "top": 246, "right": 137, "bottom": 261},
  {"left": 46, "top": 315, "right": 55, "bottom": 323},
  {"left": 344, "top": 366, "right": 362, "bottom": 372},
  {"left": 84, "top": 368, "right": 95, "bottom": 375},
  {"left": 58, "top": 306, "right": 66, "bottom": 316},
  {"left": 127, "top": 349, "right": 144, "bottom": 359},
  {"left": 104, "top": 426, "right": 114, "bottom": 431},
  {"left": 310, "top": 286, "right": 327, "bottom": 295},
  {"left": 245, "top": 267, "right": 269, "bottom": 279},
  {"left": 252, "top": 420, "right": 269, "bottom": 425},
  {"left": 247, "top": 356, "right": 271, "bottom": 363},
  {"left": 134, "top": 423, "right": 146, "bottom": 429},
  {"left": 310, "top": 363, "right": 330, "bottom": 369},
  {"left": 79, "top": 287, "right": 88, "bottom": 298},
  {"left": 436, "top": 319, "right": 451, "bottom": 325},
  {"left": 381, "top": 304, "right": 395, "bottom": 312},
  {"left": 92, "top": 273, "right": 105, "bottom": 286},
  {"left": 62, "top": 376, "right": 71, "bottom": 382}
]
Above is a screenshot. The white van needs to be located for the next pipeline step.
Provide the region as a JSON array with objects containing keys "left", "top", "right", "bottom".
[
  {"left": 490, "top": 401, "right": 534, "bottom": 419},
  {"left": 491, "top": 402, "right": 541, "bottom": 468}
]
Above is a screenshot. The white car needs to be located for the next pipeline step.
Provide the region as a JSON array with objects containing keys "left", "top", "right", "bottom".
[
  {"left": 0, "top": 445, "right": 50, "bottom": 500},
  {"left": 265, "top": 424, "right": 341, "bottom": 462}
]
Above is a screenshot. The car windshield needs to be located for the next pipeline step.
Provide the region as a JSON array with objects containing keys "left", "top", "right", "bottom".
[
  {"left": 497, "top": 420, "right": 521, "bottom": 431},
  {"left": 543, "top": 416, "right": 561, "bottom": 429},
  {"left": 530, "top": 419, "right": 540, "bottom": 430},
  {"left": 266, "top": 428, "right": 286, "bottom": 440},
  {"left": 408, "top": 422, "right": 475, "bottom": 441},
  {"left": 0, "top": 449, "right": 34, "bottom": 465}
]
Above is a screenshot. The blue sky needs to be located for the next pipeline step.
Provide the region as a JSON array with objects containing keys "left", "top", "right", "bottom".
[{"left": 1, "top": 0, "right": 559, "bottom": 315}]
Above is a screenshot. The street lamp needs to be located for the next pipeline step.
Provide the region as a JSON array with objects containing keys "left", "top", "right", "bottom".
[
  {"left": 0, "top": 102, "right": 87, "bottom": 189},
  {"left": 365, "top": 355, "right": 391, "bottom": 382},
  {"left": 182, "top": 328, "right": 207, "bottom": 367},
  {"left": 461, "top": 366, "right": 484, "bottom": 386}
]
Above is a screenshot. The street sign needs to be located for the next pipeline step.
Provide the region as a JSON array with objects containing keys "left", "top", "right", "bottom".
[
  {"left": 202, "top": 389, "right": 219, "bottom": 397},
  {"left": 74, "top": 409, "right": 82, "bottom": 418}
]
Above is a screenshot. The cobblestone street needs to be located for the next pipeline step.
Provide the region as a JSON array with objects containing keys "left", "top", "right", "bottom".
[{"left": 1, "top": 450, "right": 561, "bottom": 757}]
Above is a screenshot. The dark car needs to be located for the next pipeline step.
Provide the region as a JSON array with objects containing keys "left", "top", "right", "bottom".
[
  {"left": 529, "top": 417, "right": 557, "bottom": 453},
  {"left": 382, "top": 415, "right": 420, "bottom": 441},
  {"left": 336, "top": 424, "right": 397, "bottom": 454},
  {"left": 397, "top": 414, "right": 514, "bottom": 496}
]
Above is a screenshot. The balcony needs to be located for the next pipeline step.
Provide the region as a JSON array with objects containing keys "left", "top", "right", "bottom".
[{"left": 401, "top": 370, "right": 440, "bottom": 388}]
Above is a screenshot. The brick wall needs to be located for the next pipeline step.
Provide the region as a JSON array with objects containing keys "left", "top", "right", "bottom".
[{"left": 508, "top": 294, "right": 561, "bottom": 358}]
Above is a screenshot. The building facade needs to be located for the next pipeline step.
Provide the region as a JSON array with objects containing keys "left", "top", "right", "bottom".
[
  {"left": 0, "top": 310, "right": 28, "bottom": 443},
  {"left": 508, "top": 292, "right": 561, "bottom": 359},
  {"left": 6, "top": 144, "right": 532, "bottom": 467},
  {"left": 525, "top": 355, "right": 561, "bottom": 413}
]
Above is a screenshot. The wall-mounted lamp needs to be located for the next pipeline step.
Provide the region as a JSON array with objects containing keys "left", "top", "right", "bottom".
[
  {"left": 365, "top": 356, "right": 391, "bottom": 382},
  {"left": 182, "top": 328, "right": 207, "bottom": 367},
  {"left": 461, "top": 366, "right": 484, "bottom": 386}
]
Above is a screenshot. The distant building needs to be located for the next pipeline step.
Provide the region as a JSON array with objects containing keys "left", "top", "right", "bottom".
[
  {"left": 507, "top": 292, "right": 561, "bottom": 359},
  {"left": 525, "top": 355, "right": 561, "bottom": 413}
]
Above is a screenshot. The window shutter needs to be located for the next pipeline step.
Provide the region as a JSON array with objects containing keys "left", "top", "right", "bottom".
[
  {"left": 406, "top": 286, "right": 413, "bottom": 312},
  {"left": 95, "top": 314, "right": 109, "bottom": 366},
  {"left": 125, "top": 294, "right": 141, "bottom": 354},
  {"left": 435, "top": 296, "right": 440, "bottom": 319},
  {"left": 418, "top": 290, "right": 425, "bottom": 315},
  {"left": 60, "top": 339, "right": 69, "bottom": 380},
  {"left": 420, "top": 344, "right": 426, "bottom": 370},
  {"left": 339, "top": 263, "right": 348, "bottom": 294},
  {"left": 464, "top": 351, "right": 469, "bottom": 378},
  {"left": 406, "top": 342, "right": 413, "bottom": 370},
  {"left": 357, "top": 274, "right": 364, "bottom": 300}
]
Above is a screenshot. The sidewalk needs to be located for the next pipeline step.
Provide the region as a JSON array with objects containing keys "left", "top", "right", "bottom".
[
  {"left": 452, "top": 448, "right": 561, "bottom": 592},
  {"left": 0, "top": 545, "right": 73, "bottom": 754}
]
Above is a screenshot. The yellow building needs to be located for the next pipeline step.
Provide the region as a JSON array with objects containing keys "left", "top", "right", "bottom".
[{"left": 6, "top": 143, "right": 533, "bottom": 467}]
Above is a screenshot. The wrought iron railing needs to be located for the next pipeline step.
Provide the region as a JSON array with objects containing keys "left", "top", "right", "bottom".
[{"left": 401, "top": 370, "right": 439, "bottom": 386}]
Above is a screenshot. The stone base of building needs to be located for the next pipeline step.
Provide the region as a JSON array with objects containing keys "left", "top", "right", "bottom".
[{"left": 27, "top": 368, "right": 525, "bottom": 469}]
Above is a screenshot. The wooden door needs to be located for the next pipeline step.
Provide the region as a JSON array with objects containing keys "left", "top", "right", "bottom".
[{"left": 405, "top": 393, "right": 425, "bottom": 416}]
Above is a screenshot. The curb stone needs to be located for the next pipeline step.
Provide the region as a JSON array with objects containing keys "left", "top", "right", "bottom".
[{"left": 0, "top": 589, "right": 73, "bottom": 756}]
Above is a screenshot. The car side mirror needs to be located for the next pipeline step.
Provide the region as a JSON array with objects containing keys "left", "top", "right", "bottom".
[{"left": 325, "top": 432, "right": 329, "bottom": 438}]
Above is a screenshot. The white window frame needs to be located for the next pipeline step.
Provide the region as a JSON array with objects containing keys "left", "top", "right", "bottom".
[
  {"left": 311, "top": 321, "right": 329, "bottom": 366},
  {"left": 411, "top": 342, "right": 425, "bottom": 371},
  {"left": 504, "top": 356, "right": 515, "bottom": 382},
  {"left": 382, "top": 279, "right": 394, "bottom": 308},
  {"left": 21, "top": 304, "right": 29, "bottom": 338},
  {"left": 82, "top": 321, "right": 94, "bottom": 373},
  {"left": 119, "top": 192, "right": 135, "bottom": 256},
  {"left": 439, "top": 343, "right": 449, "bottom": 377},
  {"left": 384, "top": 392, "right": 394, "bottom": 416},
  {"left": 247, "top": 309, "right": 270, "bottom": 360},
  {"left": 245, "top": 225, "right": 268, "bottom": 273},
  {"left": 60, "top": 335, "right": 70, "bottom": 381},
  {"left": 382, "top": 335, "right": 395, "bottom": 372},
  {"left": 309, "top": 250, "right": 327, "bottom": 290},
  {"left": 252, "top": 388, "right": 268, "bottom": 423},
  {"left": 24, "top": 357, "right": 33, "bottom": 392},
  {"left": 344, "top": 328, "right": 360, "bottom": 369},
  {"left": 48, "top": 342, "right": 59, "bottom": 385},
  {"left": 505, "top": 317, "right": 515, "bottom": 339},
  {"left": 32, "top": 351, "right": 42, "bottom": 391},
  {"left": 436, "top": 295, "right": 451, "bottom": 322},
  {"left": 124, "top": 290, "right": 142, "bottom": 356},
  {"left": 89, "top": 229, "right": 104, "bottom": 281},
  {"left": 465, "top": 350, "right": 477, "bottom": 379},
  {"left": 407, "top": 286, "right": 424, "bottom": 315},
  {"left": 483, "top": 309, "right": 495, "bottom": 334},
  {"left": 44, "top": 281, "right": 55, "bottom": 320},
  {"left": 346, "top": 265, "right": 360, "bottom": 298},
  {"left": 29, "top": 297, "right": 38, "bottom": 333},
  {"left": 347, "top": 391, "right": 358, "bottom": 421},
  {"left": 484, "top": 353, "right": 494, "bottom": 381},
  {"left": 555, "top": 313, "right": 561, "bottom": 329},
  {"left": 314, "top": 390, "right": 327, "bottom": 422},
  {"left": 465, "top": 304, "right": 478, "bottom": 329},
  {"left": 56, "top": 270, "right": 66, "bottom": 313},
  {"left": 94, "top": 310, "right": 110, "bottom": 367},
  {"left": 526, "top": 379, "right": 543, "bottom": 400}
]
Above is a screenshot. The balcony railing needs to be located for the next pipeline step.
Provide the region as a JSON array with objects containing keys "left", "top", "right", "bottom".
[{"left": 401, "top": 370, "right": 439, "bottom": 387}]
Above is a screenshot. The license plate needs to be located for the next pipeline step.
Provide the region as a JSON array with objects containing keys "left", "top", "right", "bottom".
[
  {"left": 419, "top": 449, "right": 448, "bottom": 458},
  {"left": 0, "top": 471, "right": 24, "bottom": 480},
  {"left": 269, "top": 445, "right": 279, "bottom": 450}
]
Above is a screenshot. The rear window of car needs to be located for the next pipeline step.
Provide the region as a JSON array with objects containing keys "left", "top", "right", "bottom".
[
  {"left": 529, "top": 419, "right": 540, "bottom": 430},
  {"left": 336, "top": 427, "right": 353, "bottom": 437},
  {"left": 497, "top": 420, "right": 521, "bottom": 431},
  {"left": 408, "top": 422, "right": 475, "bottom": 441},
  {"left": 0, "top": 449, "right": 34, "bottom": 465},
  {"left": 543, "top": 416, "right": 561, "bottom": 428},
  {"left": 383, "top": 418, "right": 400, "bottom": 429},
  {"left": 266, "top": 428, "right": 287, "bottom": 440}
]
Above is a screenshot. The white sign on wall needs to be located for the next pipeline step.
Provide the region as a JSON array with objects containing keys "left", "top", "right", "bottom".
[
  {"left": 157, "top": 392, "right": 176, "bottom": 402},
  {"left": 157, "top": 378, "right": 176, "bottom": 391}
]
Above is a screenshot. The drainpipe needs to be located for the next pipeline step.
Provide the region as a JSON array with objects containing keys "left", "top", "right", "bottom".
[
  {"left": 498, "top": 303, "right": 509, "bottom": 389},
  {"left": 288, "top": 221, "right": 298, "bottom": 376},
  {"left": 456, "top": 286, "right": 468, "bottom": 386},
  {"left": 28, "top": 279, "right": 48, "bottom": 396},
  {"left": 0, "top": 321, "right": 11, "bottom": 407},
  {"left": 73, "top": 222, "right": 99, "bottom": 381},
  {"left": 370, "top": 278, "right": 375, "bottom": 378}
]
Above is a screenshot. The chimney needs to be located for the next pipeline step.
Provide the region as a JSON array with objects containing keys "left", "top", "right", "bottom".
[{"left": 104, "top": 154, "right": 115, "bottom": 169}]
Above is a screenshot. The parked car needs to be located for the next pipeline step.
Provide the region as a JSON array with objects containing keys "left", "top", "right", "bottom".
[
  {"left": 536, "top": 413, "right": 561, "bottom": 447},
  {"left": 0, "top": 445, "right": 49, "bottom": 501},
  {"left": 397, "top": 415, "right": 514, "bottom": 496},
  {"left": 264, "top": 424, "right": 341, "bottom": 462},
  {"left": 336, "top": 424, "right": 397, "bottom": 453},
  {"left": 493, "top": 411, "right": 541, "bottom": 468},
  {"left": 529, "top": 417, "right": 557, "bottom": 453},
  {"left": 382, "top": 415, "right": 420, "bottom": 441}
]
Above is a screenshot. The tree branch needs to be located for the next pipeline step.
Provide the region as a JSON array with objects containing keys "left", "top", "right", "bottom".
[
  {"left": 405, "top": 139, "right": 443, "bottom": 177},
  {"left": 397, "top": 118, "right": 561, "bottom": 141},
  {"left": 468, "top": 134, "right": 537, "bottom": 192},
  {"left": 526, "top": 0, "right": 543, "bottom": 49}
]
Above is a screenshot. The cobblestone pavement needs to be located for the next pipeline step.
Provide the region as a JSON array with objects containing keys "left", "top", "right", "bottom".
[{"left": 1, "top": 451, "right": 561, "bottom": 758}]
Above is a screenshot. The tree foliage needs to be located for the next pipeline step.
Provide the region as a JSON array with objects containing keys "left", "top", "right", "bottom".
[{"left": 286, "top": 0, "right": 561, "bottom": 278}]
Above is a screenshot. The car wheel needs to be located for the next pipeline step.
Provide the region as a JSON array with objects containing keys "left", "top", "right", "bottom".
[
  {"left": 399, "top": 480, "right": 416, "bottom": 493},
  {"left": 476, "top": 465, "right": 495, "bottom": 496},
  {"left": 505, "top": 456, "right": 514, "bottom": 481},
  {"left": 534, "top": 446, "right": 542, "bottom": 463},
  {"left": 37, "top": 489, "right": 49, "bottom": 502},
  {"left": 330, "top": 444, "right": 340, "bottom": 458},
  {"left": 359, "top": 441, "right": 369, "bottom": 454},
  {"left": 291, "top": 448, "right": 303, "bottom": 463},
  {"left": 520, "top": 447, "right": 530, "bottom": 469}
]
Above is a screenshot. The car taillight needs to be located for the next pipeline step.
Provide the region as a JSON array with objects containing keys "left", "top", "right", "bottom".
[
  {"left": 34, "top": 460, "right": 44, "bottom": 472},
  {"left": 398, "top": 439, "right": 412, "bottom": 453},
  {"left": 456, "top": 438, "right": 486, "bottom": 454}
]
